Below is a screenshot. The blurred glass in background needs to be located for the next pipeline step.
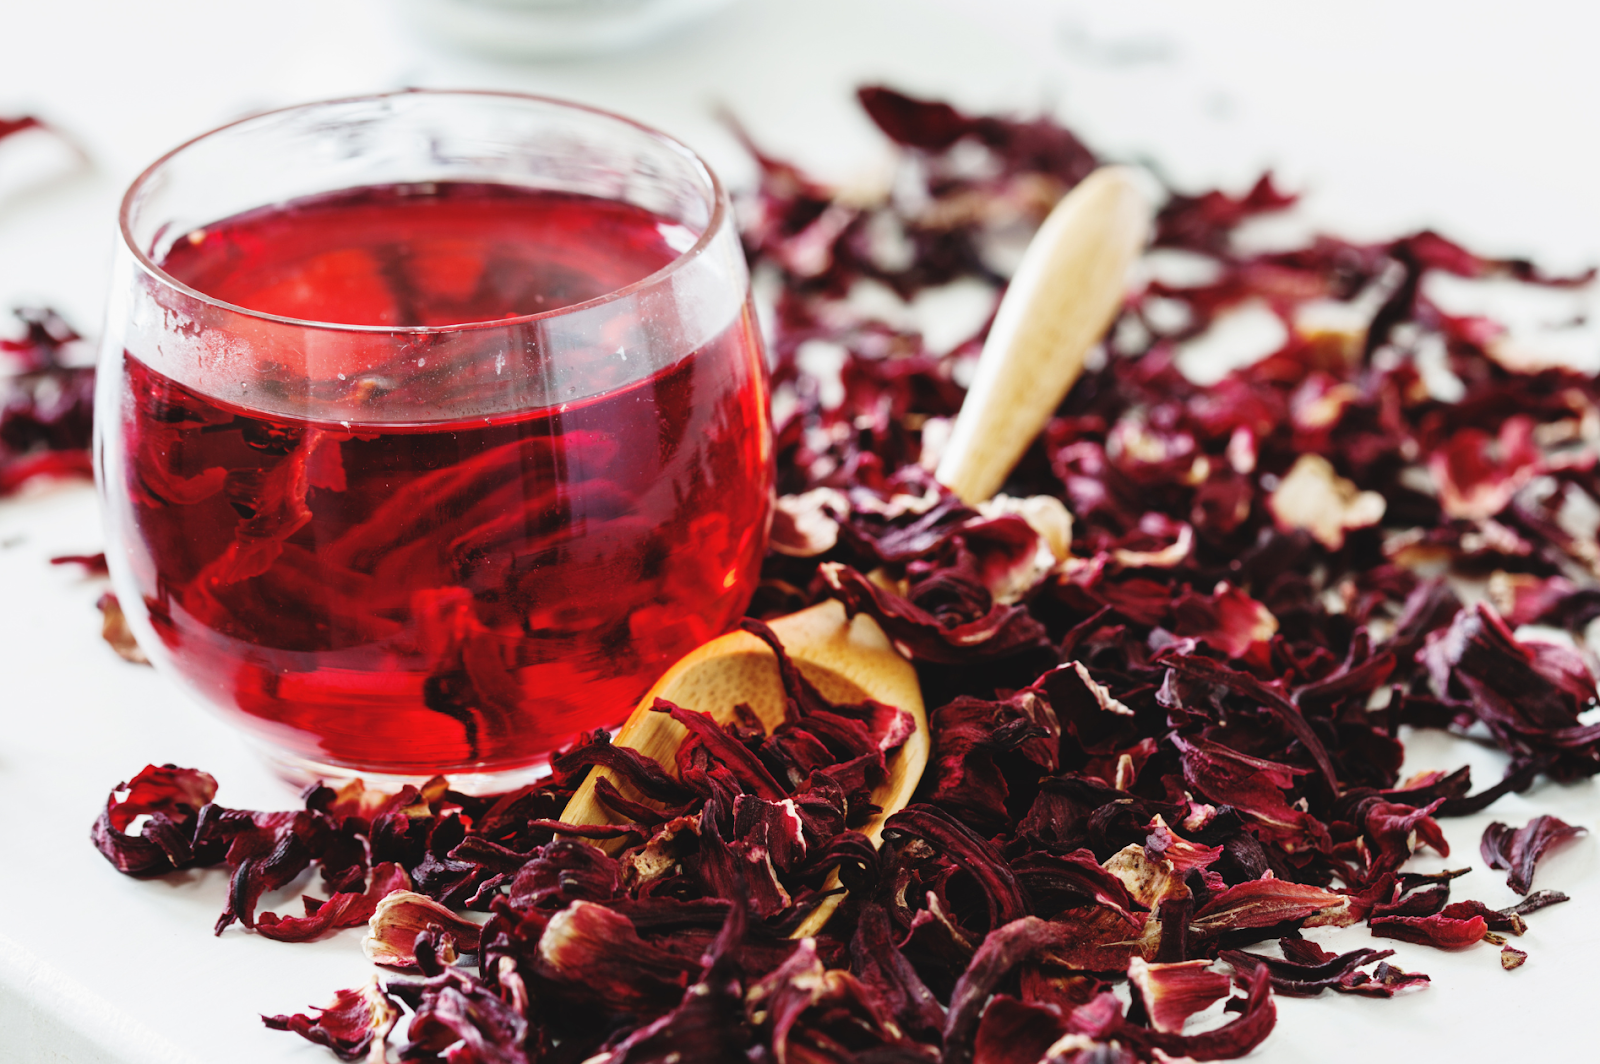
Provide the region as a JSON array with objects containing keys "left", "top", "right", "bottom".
[{"left": 397, "top": 0, "right": 743, "bottom": 57}]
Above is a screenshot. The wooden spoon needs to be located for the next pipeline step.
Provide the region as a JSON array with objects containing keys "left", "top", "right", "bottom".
[
  {"left": 936, "top": 165, "right": 1151, "bottom": 504},
  {"left": 558, "top": 165, "right": 1151, "bottom": 938}
]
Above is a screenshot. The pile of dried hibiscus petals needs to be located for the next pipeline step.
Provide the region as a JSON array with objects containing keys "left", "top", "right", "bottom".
[
  {"left": 0, "top": 304, "right": 94, "bottom": 497},
  {"left": 0, "top": 304, "right": 142, "bottom": 652},
  {"left": 86, "top": 86, "right": 1600, "bottom": 1063}
]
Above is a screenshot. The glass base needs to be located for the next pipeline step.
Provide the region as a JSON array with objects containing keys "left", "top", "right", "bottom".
[{"left": 252, "top": 742, "right": 554, "bottom": 797}]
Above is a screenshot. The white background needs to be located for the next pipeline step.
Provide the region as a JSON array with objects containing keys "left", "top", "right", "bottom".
[{"left": 1, "top": 2, "right": 1597, "bottom": 1061}]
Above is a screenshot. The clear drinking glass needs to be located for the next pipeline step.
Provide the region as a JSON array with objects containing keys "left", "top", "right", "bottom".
[{"left": 95, "top": 90, "right": 773, "bottom": 791}]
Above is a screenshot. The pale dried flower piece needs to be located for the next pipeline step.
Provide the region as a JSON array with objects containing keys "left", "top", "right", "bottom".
[
  {"left": 1104, "top": 844, "right": 1180, "bottom": 909},
  {"left": 770, "top": 488, "right": 849, "bottom": 557},
  {"left": 362, "top": 890, "right": 482, "bottom": 968},
  {"left": 1268, "top": 454, "right": 1386, "bottom": 550},
  {"left": 96, "top": 592, "right": 149, "bottom": 665},
  {"left": 1114, "top": 521, "right": 1194, "bottom": 570},
  {"left": 1064, "top": 660, "right": 1134, "bottom": 717},
  {"left": 976, "top": 493, "right": 1074, "bottom": 562}
]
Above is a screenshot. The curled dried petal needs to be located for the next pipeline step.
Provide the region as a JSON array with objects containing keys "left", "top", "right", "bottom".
[
  {"left": 262, "top": 977, "right": 398, "bottom": 1064},
  {"left": 535, "top": 899, "right": 697, "bottom": 1012},
  {"left": 1481, "top": 816, "right": 1587, "bottom": 895},
  {"left": 1268, "top": 454, "right": 1385, "bottom": 550},
  {"left": 90, "top": 764, "right": 217, "bottom": 874},
  {"left": 770, "top": 488, "right": 847, "bottom": 557},
  {"left": 1126, "top": 957, "right": 1231, "bottom": 1034},
  {"left": 1189, "top": 879, "right": 1349, "bottom": 936},
  {"left": 1368, "top": 913, "right": 1487, "bottom": 950},
  {"left": 362, "top": 890, "right": 483, "bottom": 968},
  {"left": 256, "top": 863, "right": 410, "bottom": 943}
]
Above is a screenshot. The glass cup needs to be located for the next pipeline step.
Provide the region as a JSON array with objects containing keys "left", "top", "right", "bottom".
[{"left": 95, "top": 90, "right": 773, "bottom": 791}]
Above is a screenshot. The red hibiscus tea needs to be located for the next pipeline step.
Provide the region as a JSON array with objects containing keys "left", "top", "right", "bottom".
[{"left": 98, "top": 94, "right": 772, "bottom": 784}]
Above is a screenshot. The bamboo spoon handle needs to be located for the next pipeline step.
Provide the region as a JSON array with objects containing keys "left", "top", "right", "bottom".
[{"left": 934, "top": 165, "right": 1152, "bottom": 505}]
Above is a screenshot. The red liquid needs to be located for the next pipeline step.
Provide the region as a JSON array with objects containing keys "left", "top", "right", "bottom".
[{"left": 114, "top": 184, "right": 771, "bottom": 774}]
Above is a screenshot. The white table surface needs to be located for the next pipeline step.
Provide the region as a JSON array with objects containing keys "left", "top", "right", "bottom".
[{"left": 3, "top": 2, "right": 1599, "bottom": 1061}]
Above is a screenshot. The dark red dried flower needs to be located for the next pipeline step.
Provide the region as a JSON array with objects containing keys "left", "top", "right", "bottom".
[
  {"left": 1219, "top": 941, "right": 1414, "bottom": 998},
  {"left": 1189, "top": 879, "right": 1349, "bottom": 936},
  {"left": 0, "top": 116, "right": 45, "bottom": 142},
  {"left": 820, "top": 561, "right": 1052, "bottom": 664},
  {"left": 1480, "top": 816, "right": 1587, "bottom": 895},
  {"left": 1368, "top": 913, "right": 1487, "bottom": 950},
  {"left": 1499, "top": 889, "right": 1569, "bottom": 917},
  {"left": 256, "top": 862, "right": 411, "bottom": 944},
  {"left": 1, "top": 307, "right": 94, "bottom": 496},
  {"left": 1126, "top": 957, "right": 1231, "bottom": 1033},
  {"left": 262, "top": 978, "right": 399, "bottom": 1062},
  {"left": 1422, "top": 605, "right": 1600, "bottom": 778},
  {"left": 50, "top": 552, "right": 108, "bottom": 575},
  {"left": 90, "top": 763, "right": 218, "bottom": 874}
]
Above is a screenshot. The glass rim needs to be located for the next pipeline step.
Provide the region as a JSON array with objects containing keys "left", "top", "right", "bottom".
[{"left": 117, "top": 87, "right": 731, "bottom": 336}]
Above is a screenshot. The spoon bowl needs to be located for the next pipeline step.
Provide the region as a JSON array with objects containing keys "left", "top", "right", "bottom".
[{"left": 558, "top": 600, "right": 927, "bottom": 937}]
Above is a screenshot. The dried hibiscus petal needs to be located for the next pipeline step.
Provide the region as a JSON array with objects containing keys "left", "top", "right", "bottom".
[
  {"left": 927, "top": 689, "right": 1060, "bottom": 831},
  {"left": 215, "top": 810, "right": 331, "bottom": 933},
  {"left": 1480, "top": 815, "right": 1587, "bottom": 895},
  {"left": 743, "top": 937, "right": 902, "bottom": 1063},
  {"left": 770, "top": 488, "right": 846, "bottom": 557},
  {"left": 1368, "top": 913, "right": 1487, "bottom": 950},
  {"left": 1338, "top": 961, "right": 1431, "bottom": 996},
  {"left": 363, "top": 889, "right": 484, "bottom": 967},
  {"left": 90, "top": 763, "right": 217, "bottom": 874},
  {"left": 1500, "top": 889, "right": 1569, "bottom": 917},
  {"left": 1438, "top": 900, "right": 1525, "bottom": 935},
  {"left": 582, "top": 899, "right": 749, "bottom": 1064},
  {"left": 1421, "top": 605, "right": 1600, "bottom": 774},
  {"left": 972, "top": 994, "right": 1068, "bottom": 1064},
  {"left": 883, "top": 805, "right": 1028, "bottom": 932},
  {"left": 1219, "top": 944, "right": 1401, "bottom": 998},
  {"left": 1155, "top": 173, "right": 1297, "bottom": 254},
  {"left": 1268, "top": 454, "right": 1386, "bottom": 550},
  {"left": 534, "top": 899, "right": 697, "bottom": 1013},
  {"left": 399, "top": 967, "right": 531, "bottom": 1063},
  {"left": 943, "top": 917, "right": 1086, "bottom": 1064},
  {"left": 256, "top": 862, "right": 410, "bottom": 943},
  {"left": 1189, "top": 879, "right": 1350, "bottom": 936},
  {"left": 1357, "top": 798, "right": 1449, "bottom": 879},
  {"left": 1, "top": 307, "right": 94, "bottom": 496},
  {"left": 262, "top": 977, "right": 399, "bottom": 1063},
  {"left": 820, "top": 562, "right": 1051, "bottom": 664},
  {"left": 850, "top": 904, "right": 946, "bottom": 1042},
  {"left": 1126, "top": 957, "right": 1231, "bottom": 1033},
  {"left": 657, "top": 699, "right": 789, "bottom": 800},
  {"left": 1112, "top": 966, "right": 1277, "bottom": 1062},
  {"left": 50, "top": 551, "right": 108, "bottom": 574}
]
